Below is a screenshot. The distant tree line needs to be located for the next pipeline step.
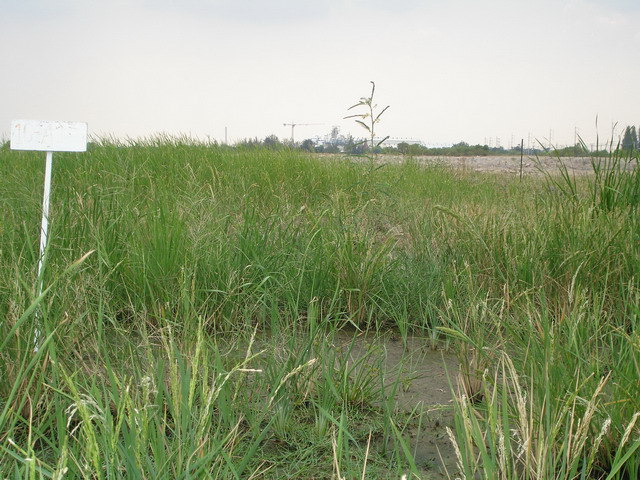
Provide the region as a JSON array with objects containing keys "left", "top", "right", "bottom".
[
  {"left": 43, "top": 126, "right": 634, "bottom": 157},
  {"left": 622, "top": 125, "right": 638, "bottom": 151},
  {"left": 383, "top": 141, "right": 600, "bottom": 157},
  {"left": 391, "top": 141, "right": 503, "bottom": 156},
  {"left": 230, "top": 136, "right": 613, "bottom": 157},
  {"left": 234, "top": 134, "right": 367, "bottom": 154}
]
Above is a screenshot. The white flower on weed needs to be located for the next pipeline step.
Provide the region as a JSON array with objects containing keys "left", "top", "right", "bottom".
[
  {"left": 133, "top": 408, "right": 142, "bottom": 429},
  {"left": 65, "top": 394, "right": 104, "bottom": 435},
  {"left": 141, "top": 375, "right": 156, "bottom": 395},
  {"left": 511, "top": 428, "right": 526, "bottom": 461},
  {"left": 52, "top": 467, "right": 68, "bottom": 480},
  {"left": 447, "top": 298, "right": 454, "bottom": 311}
]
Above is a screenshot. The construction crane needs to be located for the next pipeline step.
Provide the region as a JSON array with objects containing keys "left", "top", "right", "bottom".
[{"left": 283, "top": 122, "right": 322, "bottom": 143}]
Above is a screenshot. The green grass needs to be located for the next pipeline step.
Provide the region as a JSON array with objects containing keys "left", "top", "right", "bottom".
[{"left": 0, "top": 139, "right": 638, "bottom": 478}]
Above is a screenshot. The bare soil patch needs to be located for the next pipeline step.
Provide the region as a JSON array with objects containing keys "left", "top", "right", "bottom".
[
  {"left": 334, "top": 331, "right": 459, "bottom": 479},
  {"left": 329, "top": 153, "right": 601, "bottom": 176},
  {"left": 410, "top": 155, "right": 594, "bottom": 175}
]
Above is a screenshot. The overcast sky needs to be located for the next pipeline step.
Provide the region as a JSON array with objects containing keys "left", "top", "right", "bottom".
[{"left": 2, "top": 0, "right": 639, "bottom": 148}]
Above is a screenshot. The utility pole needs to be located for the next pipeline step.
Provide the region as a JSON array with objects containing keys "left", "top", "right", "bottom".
[{"left": 519, "top": 139, "right": 524, "bottom": 181}]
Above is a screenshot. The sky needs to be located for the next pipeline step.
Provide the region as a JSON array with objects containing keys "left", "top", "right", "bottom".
[{"left": 1, "top": 0, "right": 639, "bottom": 149}]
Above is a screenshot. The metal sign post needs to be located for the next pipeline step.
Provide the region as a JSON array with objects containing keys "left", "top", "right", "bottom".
[{"left": 10, "top": 119, "right": 88, "bottom": 350}]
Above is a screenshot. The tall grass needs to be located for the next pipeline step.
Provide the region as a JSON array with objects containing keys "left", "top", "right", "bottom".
[
  {"left": 1, "top": 139, "right": 638, "bottom": 477},
  {"left": 441, "top": 146, "right": 640, "bottom": 479}
]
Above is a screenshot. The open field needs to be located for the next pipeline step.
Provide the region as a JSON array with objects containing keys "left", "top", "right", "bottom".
[
  {"left": 1, "top": 140, "right": 639, "bottom": 478},
  {"left": 377, "top": 155, "right": 597, "bottom": 175},
  {"left": 341, "top": 154, "right": 629, "bottom": 176}
]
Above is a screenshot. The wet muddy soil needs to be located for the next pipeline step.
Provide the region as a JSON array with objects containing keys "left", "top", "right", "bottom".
[{"left": 333, "top": 331, "right": 460, "bottom": 479}]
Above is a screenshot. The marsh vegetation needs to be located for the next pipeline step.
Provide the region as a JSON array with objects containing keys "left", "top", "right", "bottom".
[{"left": 0, "top": 139, "right": 638, "bottom": 478}]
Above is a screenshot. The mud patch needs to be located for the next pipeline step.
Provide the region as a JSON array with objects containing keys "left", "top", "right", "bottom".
[{"left": 333, "top": 331, "right": 459, "bottom": 479}]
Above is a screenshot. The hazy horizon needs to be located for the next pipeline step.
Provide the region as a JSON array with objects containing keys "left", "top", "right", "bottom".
[{"left": 2, "top": 0, "right": 639, "bottom": 148}]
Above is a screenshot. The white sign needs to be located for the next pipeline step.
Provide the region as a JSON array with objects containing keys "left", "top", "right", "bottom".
[
  {"left": 10, "top": 119, "right": 88, "bottom": 152},
  {"left": 9, "top": 118, "right": 88, "bottom": 351}
]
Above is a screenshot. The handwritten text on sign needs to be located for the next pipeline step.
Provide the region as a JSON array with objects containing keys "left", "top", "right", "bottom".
[{"left": 10, "top": 120, "right": 88, "bottom": 152}]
